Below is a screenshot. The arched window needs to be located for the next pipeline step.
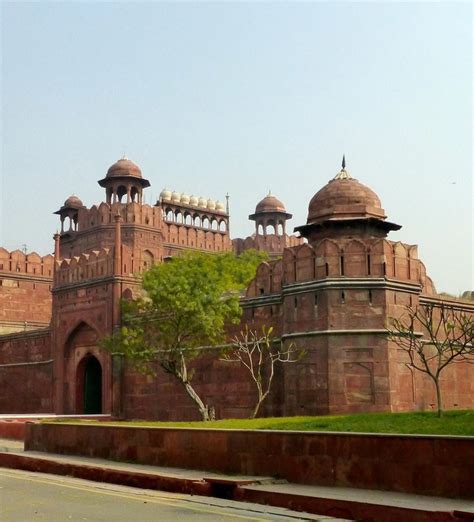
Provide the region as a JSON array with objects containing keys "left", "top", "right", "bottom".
[
  {"left": 130, "top": 186, "right": 139, "bottom": 203},
  {"left": 143, "top": 250, "right": 154, "bottom": 270},
  {"left": 116, "top": 185, "right": 127, "bottom": 203}
]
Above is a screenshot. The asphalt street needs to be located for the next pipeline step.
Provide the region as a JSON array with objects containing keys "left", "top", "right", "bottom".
[{"left": 0, "top": 468, "right": 330, "bottom": 521}]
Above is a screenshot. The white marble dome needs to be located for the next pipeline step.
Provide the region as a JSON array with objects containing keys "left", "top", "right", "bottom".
[
  {"left": 189, "top": 195, "right": 199, "bottom": 206},
  {"left": 160, "top": 188, "right": 172, "bottom": 201},
  {"left": 198, "top": 196, "right": 207, "bottom": 208},
  {"left": 180, "top": 193, "right": 190, "bottom": 204},
  {"left": 207, "top": 198, "right": 216, "bottom": 210},
  {"left": 215, "top": 200, "right": 225, "bottom": 211},
  {"left": 171, "top": 191, "right": 181, "bottom": 202}
]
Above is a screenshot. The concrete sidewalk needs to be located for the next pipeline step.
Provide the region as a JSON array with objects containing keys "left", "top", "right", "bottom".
[{"left": 0, "top": 438, "right": 472, "bottom": 522}]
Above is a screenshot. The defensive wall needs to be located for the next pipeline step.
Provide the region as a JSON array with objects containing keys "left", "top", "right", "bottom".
[
  {"left": 0, "top": 248, "right": 53, "bottom": 335},
  {"left": 0, "top": 157, "right": 472, "bottom": 419},
  {"left": 0, "top": 328, "right": 53, "bottom": 413}
]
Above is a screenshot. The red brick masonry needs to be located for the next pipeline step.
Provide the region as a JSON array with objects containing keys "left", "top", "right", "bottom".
[{"left": 25, "top": 423, "right": 473, "bottom": 499}]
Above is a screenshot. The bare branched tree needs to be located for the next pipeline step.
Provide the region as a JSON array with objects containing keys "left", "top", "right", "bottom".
[
  {"left": 387, "top": 302, "right": 474, "bottom": 417},
  {"left": 222, "top": 326, "right": 302, "bottom": 418}
]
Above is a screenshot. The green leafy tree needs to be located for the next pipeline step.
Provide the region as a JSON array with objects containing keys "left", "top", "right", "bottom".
[
  {"left": 103, "top": 250, "right": 268, "bottom": 420},
  {"left": 387, "top": 303, "right": 474, "bottom": 417}
]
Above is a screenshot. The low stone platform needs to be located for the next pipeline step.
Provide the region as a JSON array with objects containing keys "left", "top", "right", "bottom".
[
  {"left": 0, "top": 414, "right": 112, "bottom": 440},
  {"left": 0, "top": 438, "right": 472, "bottom": 522},
  {"left": 24, "top": 421, "right": 474, "bottom": 499}
]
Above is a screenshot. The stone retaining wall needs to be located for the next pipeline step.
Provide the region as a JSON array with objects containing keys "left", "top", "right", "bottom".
[{"left": 25, "top": 423, "right": 473, "bottom": 499}]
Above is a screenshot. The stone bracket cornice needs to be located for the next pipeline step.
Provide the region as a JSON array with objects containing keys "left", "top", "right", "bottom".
[
  {"left": 241, "top": 295, "right": 282, "bottom": 308},
  {"left": 281, "top": 277, "right": 422, "bottom": 296},
  {"left": 52, "top": 275, "right": 138, "bottom": 293},
  {"left": 241, "top": 277, "right": 423, "bottom": 307},
  {"left": 0, "top": 327, "right": 51, "bottom": 341},
  {"left": 281, "top": 329, "right": 422, "bottom": 339},
  {"left": 0, "top": 359, "right": 53, "bottom": 368},
  {"left": 281, "top": 329, "right": 389, "bottom": 339},
  {"left": 420, "top": 295, "right": 474, "bottom": 312},
  {"left": 0, "top": 271, "right": 53, "bottom": 283}
]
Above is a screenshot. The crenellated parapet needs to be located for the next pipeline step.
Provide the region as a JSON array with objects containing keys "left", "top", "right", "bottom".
[
  {"left": 233, "top": 234, "right": 303, "bottom": 258},
  {"left": 245, "top": 238, "right": 436, "bottom": 299},
  {"left": 72, "top": 202, "right": 163, "bottom": 233},
  {"left": 54, "top": 243, "right": 148, "bottom": 288},
  {"left": 0, "top": 248, "right": 53, "bottom": 334},
  {"left": 0, "top": 248, "right": 54, "bottom": 278},
  {"left": 55, "top": 248, "right": 114, "bottom": 287}
]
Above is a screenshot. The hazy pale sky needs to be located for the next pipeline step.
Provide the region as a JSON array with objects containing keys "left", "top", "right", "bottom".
[{"left": 1, "top": 1, "right": 472, "bottom": 294}]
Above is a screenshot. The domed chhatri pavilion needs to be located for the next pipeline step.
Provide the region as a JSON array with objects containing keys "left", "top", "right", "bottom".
[{"left": 0, "top": 156, "right": 472, "bottom": 419}]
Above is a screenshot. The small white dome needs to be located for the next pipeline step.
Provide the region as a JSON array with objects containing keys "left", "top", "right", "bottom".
[
  {"left": 180, "top": 193, "right": 190, "bottom": 204},
  {"left": 171, "top": 191, "right": 181, "bottom": 202},
  {"left": 160, "top": 188, "right": 172, "bottom": 201},
  {"left": 189, "top": 195, "right": 199, "bottom": 206},
  {"left": 215, "top": 200, "right": 225, "bottom": 211},
  {"left": 198, "top": 196, "right": 207, "bottom": 208},
  {"left": 207, "top": 198, "right": 216, "bottom": 210}
]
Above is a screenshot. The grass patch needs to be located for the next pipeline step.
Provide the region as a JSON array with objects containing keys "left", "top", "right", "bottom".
[{"left": 51, "top": 410, "right": 474, "bottom": 436}]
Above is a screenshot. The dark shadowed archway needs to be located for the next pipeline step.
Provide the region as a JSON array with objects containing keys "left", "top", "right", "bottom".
[{"left": 76, "top": 355, "right": 102, "bottom": 414}]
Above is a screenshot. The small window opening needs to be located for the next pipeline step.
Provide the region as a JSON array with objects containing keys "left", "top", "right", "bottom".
[
  {"left": 259, "top": 287, "right": 265, "bottom": 295},
  {"left": 341, "top": 291, "right": 345, "bottom": 304},
  {"left": 325, "top": 263, "right": 329, "bottom": 276},
  {"left": 314, "top": 293, "right": 318, "bottom": 306},
  {"left": 383, "top": 262, "right": 386, "bottom": 276},
  {"left": 368, "top": 290, "right": 372, "bottom": 304},
  {"left": 294, "top": 296, "right": 298, "bottom": 308},
  {"left": 367, "top": 254, "right": 371, "bottom": 275},
  {"left": 340, "top": 255, "right": 345, "bottom": 276}
]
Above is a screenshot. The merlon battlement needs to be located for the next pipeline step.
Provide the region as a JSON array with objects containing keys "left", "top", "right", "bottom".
[{"left": 0, "top": 248, "right": 54, "bottom": 278}]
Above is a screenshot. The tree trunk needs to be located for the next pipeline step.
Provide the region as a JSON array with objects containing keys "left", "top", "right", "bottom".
[
  {"left": 251, "top": 391, "right": 268, "bottom": 419},
  {"left": 166, "top": 356, "right": 213, "bottom": 421},
  {"left": 434, "top": 378, "right": 443, "bottom": 418},
  {"left": 183, "top": 380, "right": 212, "bottom": 421}
]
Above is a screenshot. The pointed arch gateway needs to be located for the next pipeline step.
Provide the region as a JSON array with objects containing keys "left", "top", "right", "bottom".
[
  {"left": 63, "top": 321, "right": 107, "bottom": 414},
  {"left": 76, "top": 355, "right": 103, "bottom": 414}
]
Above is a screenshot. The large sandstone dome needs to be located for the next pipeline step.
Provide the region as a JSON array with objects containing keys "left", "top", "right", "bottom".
[
  {"left": 306, "top": 167, "right": 385, "bottom": 224},
  {"left": 255, "top": 193, "right": 287, "bottom": 214},
  {"left": 106, "top": 157, "right": 143, "bottom": 179}
]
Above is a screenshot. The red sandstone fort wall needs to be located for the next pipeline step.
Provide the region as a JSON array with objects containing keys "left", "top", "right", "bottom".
[
  {"left": 121, "top": 350, "right": 284, "bottom": 421},
  {"left": 0, "top": 329, "right": 53, "bottom": 413},
  {"left": 0, "top": 249, "right": 53, "bottom": 334}
]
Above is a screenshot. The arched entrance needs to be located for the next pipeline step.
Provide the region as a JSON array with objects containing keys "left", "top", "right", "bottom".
[{"left": 77, "top": 355, "right": 103, "bottom": 414}]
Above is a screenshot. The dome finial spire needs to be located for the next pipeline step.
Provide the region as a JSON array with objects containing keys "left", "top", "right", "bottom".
[{"left": 333, "top": 155, "right": 353, "bottom": 180}]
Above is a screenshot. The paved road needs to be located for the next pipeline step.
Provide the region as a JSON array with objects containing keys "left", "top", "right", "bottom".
[{"left": 0, "top": 468, "right": 331, "bottom": 521}]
